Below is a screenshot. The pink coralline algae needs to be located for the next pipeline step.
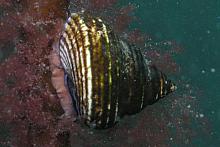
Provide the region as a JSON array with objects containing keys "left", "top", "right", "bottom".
[{"left": 0, "top": 0, "right": 212, "bottom": 146}]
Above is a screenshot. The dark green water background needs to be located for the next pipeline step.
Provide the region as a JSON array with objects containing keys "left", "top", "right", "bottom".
[{"left": 120, "top": 0, "right": 220, "bottom": 146}]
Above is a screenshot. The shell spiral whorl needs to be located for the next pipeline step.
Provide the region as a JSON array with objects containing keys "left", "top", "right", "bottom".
[{"left": 58, "top": 13, "right": 176, "bottom": 129}]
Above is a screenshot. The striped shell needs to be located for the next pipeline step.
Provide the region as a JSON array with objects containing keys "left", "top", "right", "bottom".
[{"left": 58, "top": 13, "right": 176, "bottom": 129}]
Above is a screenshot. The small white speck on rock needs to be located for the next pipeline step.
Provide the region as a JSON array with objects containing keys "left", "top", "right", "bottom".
[
  {"left": 187, "top": 105, "right": 191, "bottom": 109},
  {"left": 185, "top": 84, "right": 190, "bottom": 88},
  {"left": 199, "top": 113, "right": 204, "bottom": 118},
  {"left": 210, "top": 68, "right": 216, "bottom": 73},
  {"left": 88, "top": 131, "right": 94, "bottom": 135}
]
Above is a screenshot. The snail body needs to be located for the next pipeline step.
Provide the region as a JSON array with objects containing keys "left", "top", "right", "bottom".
[{"left": 56, "top": 13, "right": 176, "bottom": 129}]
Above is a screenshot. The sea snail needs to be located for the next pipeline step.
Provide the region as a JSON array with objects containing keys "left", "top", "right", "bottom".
[{"left": 50, "top": 13, "right": 176, "bottom": 129}]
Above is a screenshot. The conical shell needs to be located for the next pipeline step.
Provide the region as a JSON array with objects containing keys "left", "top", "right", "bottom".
[{"left": 58, "top": 13, "right": 176, "bottom": 129}]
